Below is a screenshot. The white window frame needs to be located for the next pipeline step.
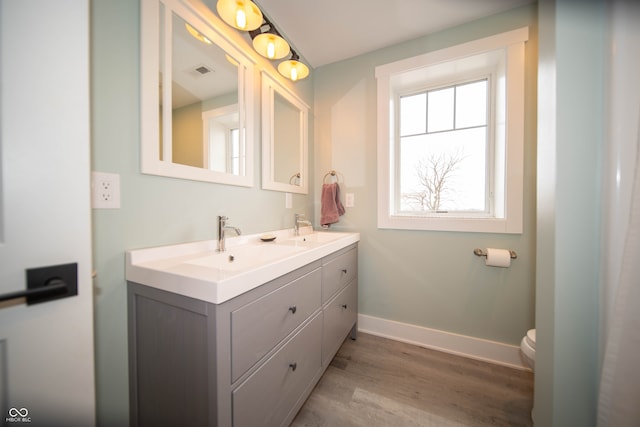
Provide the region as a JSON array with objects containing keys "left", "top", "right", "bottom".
[{"left": 376, "top": 27, "right": 528, "bottom": 234}]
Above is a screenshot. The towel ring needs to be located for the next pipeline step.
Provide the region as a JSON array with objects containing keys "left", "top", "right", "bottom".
[
  {"left": 289, "top": 172, "right": 301, "bottom": 184},
  {"left": 323, "top": 170, "right": 340, "bottom": 184}
]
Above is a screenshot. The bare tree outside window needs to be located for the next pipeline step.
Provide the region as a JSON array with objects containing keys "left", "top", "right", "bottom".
[{"left": 403, "top": 150, "right": 465, "bottom": 212}]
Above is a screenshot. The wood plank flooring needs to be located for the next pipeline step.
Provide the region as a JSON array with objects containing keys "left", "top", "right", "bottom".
[{"left": 291, "top": 333, "right": 533, "bottom": 427}]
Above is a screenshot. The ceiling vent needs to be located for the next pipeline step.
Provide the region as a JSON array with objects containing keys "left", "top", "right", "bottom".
[
  {"left": 186, "top": 64, "right": 214, "bottom": 78},
  {"left": 195, "top": 65, "right": 212, "bottom": 75}
]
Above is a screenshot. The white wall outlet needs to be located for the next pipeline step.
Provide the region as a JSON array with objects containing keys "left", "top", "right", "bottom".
[
  {"left": 345, "top": 192, "right": 355, "bottom": 208},
  {"left": 92, "top": 171, "right": 121, "bottom": 209},
  {"left": 285, "top": 192, "right": 292, "bottom": 209}
]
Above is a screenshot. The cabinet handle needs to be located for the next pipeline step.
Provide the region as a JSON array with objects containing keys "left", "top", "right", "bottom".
[
  {"left": 341, "top": 269, "right": 347, "bottom": 274},
  {"left": 341, "top": 304, "right": 348, "bottom": 310},
  {"left": 289, "top": 362, "right": 297, "bottom": 371},
  {"left": 288, "top": 305, "right": 297, "bottom": 314}
]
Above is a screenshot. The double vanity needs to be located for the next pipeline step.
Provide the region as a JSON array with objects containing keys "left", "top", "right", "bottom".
[
  {"left": 126, "top": 229, "right": 359, "bottom": 426},
  {"left": 133, "top": 0, "right": 348, "bottom": 424}
]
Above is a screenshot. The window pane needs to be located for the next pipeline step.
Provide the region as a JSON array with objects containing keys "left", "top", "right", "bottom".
[
  {"left": 399, "top": 127, "right": 486, "bottom": 212},
  {"left": 427, "top": 87, "right": 454, "bottom": 133},
  {"left": 455, "top": 80, "right": 487, "bottom": 129},
  {"left": 400, "top": 93, "right": 426, "bottom": 136},
  {"left": 230, "top": 128, "right": 240, "bottom": 175}
]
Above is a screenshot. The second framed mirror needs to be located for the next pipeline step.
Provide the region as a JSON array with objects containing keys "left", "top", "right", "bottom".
[{"left": 261, "top": 72, "right": 309, "bottom": 194}]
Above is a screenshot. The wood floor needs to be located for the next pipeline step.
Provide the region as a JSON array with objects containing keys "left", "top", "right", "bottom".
[{"left": 291, "top": 333, "right": 533, "bottom": 427}]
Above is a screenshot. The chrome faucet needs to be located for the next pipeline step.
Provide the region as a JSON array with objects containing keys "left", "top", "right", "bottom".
[
  {"left": 294, "top": 213, "right": 312, "bottom": 236},
  {"left": 217, "top": 215, "right": 241, "bottom": 252}
]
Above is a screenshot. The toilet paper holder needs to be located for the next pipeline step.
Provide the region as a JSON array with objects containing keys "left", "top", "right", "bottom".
[{"left": 473, "top": 248, "right": 518, "bottom": 259}]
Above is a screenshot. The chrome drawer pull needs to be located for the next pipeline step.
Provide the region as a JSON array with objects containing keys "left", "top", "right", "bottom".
[
  {"left": 289, "top": 362, "right": 297, "bottom": 371},
  {"left": 341, "top": 304, "right": 348, "bottom": 309},
  {"left": 341, "top": 269, "right": 347, "bottom": 274},
  {"left": 288, "top": 305, "right": 297, "bottom": 314}
]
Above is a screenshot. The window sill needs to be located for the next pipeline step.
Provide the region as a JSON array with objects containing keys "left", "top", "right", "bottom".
[{"left": 377, "top": 214, "right": 522, "bottom": 234}]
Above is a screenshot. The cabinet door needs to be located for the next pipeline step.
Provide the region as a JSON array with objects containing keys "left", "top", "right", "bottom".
[
  {"left": 232, "top": 313, "right": 322, "bottom": 427},
  {"left": 323, "top": 280, "right": 358, "bottom": 365},
  {"left": 322, "top": 247, "right": 357, "bottom": 303},
  {"left": 231, "top": 268, "right": 321, "bottom": 381},
  {"left": 133, "top": 294, "right": 209, "bottom": 427}
]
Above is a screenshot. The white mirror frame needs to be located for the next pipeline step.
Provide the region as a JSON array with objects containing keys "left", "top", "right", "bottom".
[
  {"left": 140, "top": 0, "right": 256, "bottom": 186},
  {"left": 261, "top": 72, "right": 309, "bottom": 194}
]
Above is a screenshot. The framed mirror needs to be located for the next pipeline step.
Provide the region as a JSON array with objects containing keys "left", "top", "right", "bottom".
[
  {"left": 261, "top": 72, "right": 309, "bottom": 194},
  {"left": 141, "top": 0, "right": 255, "bottom": 186}
]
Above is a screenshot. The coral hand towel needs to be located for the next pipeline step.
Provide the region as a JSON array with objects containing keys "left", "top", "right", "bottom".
[{"left": 320, "top": 183, "right": 345, "bottom": 227}]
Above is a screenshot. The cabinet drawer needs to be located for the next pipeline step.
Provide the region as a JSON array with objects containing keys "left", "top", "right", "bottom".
[
  {"left": 231, "top": 268, "right": 321, "bottom": 382},
  {"left": 232, "top": 313, "right": 322, "bottom": 427},
  {"left": 323, "top": 280, "right": 357, "bottom": 365},
  {"left": 322, "top": 247, "right": 357, "bottom": 302}
]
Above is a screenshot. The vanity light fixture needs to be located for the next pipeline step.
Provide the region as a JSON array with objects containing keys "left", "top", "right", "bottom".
[
  {"left": 278, "top": 51, "right": 309, "bottom": 81},
  {"left": 216, "top": 0, "right": 310, "bottom": 81},
  {"left": 216, "top": 0, "right": 263, "bottom": 31}
]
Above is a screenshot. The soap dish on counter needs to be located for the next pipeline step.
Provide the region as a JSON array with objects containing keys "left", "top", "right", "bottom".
[{"left": 259, "top": 234, "right": 277, "bottom": 242}]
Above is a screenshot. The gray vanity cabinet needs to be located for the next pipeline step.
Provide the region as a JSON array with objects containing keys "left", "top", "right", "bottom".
[
  {"left": 128, "top": 243, "right": 357, "bottom": 427},
  {"left": 321, "top": 246, "right": 358, "bottom": 365}
]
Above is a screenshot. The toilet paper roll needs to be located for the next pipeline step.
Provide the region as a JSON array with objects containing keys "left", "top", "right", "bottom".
[{"left": 485, "top": 248, "right": 511, "bottom": 268}]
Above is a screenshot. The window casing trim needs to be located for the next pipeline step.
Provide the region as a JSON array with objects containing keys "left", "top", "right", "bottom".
[{"left": 376, "top": 27, "right": 528, "bottom": 234}]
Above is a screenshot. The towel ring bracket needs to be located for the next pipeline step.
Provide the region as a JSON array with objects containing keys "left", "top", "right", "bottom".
[{"left": 323, "top": 170, "right": 341, "bottom": 184}]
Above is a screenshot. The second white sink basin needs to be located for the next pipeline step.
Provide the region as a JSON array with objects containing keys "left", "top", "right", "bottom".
[{"left": 280, "top": 231, "right": 345, "bottom": 247}]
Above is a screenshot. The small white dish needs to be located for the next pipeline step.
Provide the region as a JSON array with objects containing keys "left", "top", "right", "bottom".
[{"left": 260, "top": 234, "right": 277, "bottom": 242}]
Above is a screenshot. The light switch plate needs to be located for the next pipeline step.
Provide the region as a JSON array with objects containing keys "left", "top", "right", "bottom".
[{"left": 345, "top": 193, "right": 355, "bottom": 208}]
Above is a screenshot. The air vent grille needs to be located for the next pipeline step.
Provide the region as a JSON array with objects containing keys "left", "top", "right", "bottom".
[{"left": 195, "top": 65, "right": 211, "bottom": 75}]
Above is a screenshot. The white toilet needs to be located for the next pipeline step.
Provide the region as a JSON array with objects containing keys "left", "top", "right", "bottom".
[{"left": 520, "top": 328, "right": 536, "bottom": 370}]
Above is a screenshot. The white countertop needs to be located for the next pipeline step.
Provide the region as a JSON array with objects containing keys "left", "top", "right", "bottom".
[{"left": 125, "top": 228, "right": 360, "bottom": 304}]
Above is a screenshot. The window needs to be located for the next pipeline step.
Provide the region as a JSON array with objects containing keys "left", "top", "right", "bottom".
[
  {"left": 202, "top": 105, "right": 245, "bottom": 176},
  {"left": 376, "top": 28, "right": 528, "bottom": 233},
  {"left": 399, "top": 79, "right": 489, "bottom": 214},
  {"left": 229, "top": 127, "right": 242, "bottom": 175}
]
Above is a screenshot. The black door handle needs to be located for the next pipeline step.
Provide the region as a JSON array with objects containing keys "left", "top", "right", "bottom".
[
  {"left": 0, "top": 263, "right": 77, "bottom": 306},
  {"left": 0, "top": 279, "right": 68, "bottom": 303}
]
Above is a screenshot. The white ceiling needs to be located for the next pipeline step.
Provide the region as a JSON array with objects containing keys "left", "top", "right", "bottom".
[{"left": 255, "top": 0, "right": 534, "bottom": 68}]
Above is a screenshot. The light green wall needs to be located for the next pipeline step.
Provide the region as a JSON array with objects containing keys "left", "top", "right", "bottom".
[
  {"left": 535, "top": 0, "right": 603, "bottom": 424},
  {"left": 313, "top": 5, "right": 538, "bottom": 345},
  {"left": 90, "top": 1, "right": 313, "bottom": 425}
]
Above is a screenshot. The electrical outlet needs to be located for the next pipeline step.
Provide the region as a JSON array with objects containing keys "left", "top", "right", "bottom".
[{"left": 92, "top": 171, "right": 121, "bottom": 209}]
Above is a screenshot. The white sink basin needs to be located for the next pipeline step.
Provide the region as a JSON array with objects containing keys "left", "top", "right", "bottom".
[
  {"left": 126, "top": 229, "right": 360, "bottom": 304},
  {"left": 280, "top": 231, "right": 345, "bottom": 247},
  {"left": 185, "top": 242, "right": 304, "bottom": 272}
]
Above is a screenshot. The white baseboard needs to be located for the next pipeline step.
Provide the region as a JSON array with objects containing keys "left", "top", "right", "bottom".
[{"left": 357, "top": 314, "right": 530, "bottom": 371}]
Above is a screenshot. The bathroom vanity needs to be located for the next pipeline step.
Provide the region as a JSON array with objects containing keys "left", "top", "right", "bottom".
[{"left": 126, "top": 230, "right": 359, "bottom": 427}]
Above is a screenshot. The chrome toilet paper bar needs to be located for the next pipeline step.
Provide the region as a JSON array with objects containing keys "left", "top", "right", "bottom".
[{"left": 473, "top": 248, "right": 518, "bottom": 259}]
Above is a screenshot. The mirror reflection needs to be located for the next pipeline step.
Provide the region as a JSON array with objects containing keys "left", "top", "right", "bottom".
[
  {"left": 262, "top": 72, "right": 309, "bottom": 194},
  {"left": 273, "top": 92, "right": 301, "bottom": 185},
  {"left": 167, "top": 12, "right": 243, "bottom": 174}
]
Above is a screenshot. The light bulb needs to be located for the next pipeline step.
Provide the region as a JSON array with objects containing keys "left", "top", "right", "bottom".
[
  {"left": 235, "top": 8, "right": 247, "bottom": 30},
  {"left": 291, "top": 67, "right": 298, "bottom": 81},
  {"left": 267, "top": 40, "right": 275, "bottom": 59}
]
